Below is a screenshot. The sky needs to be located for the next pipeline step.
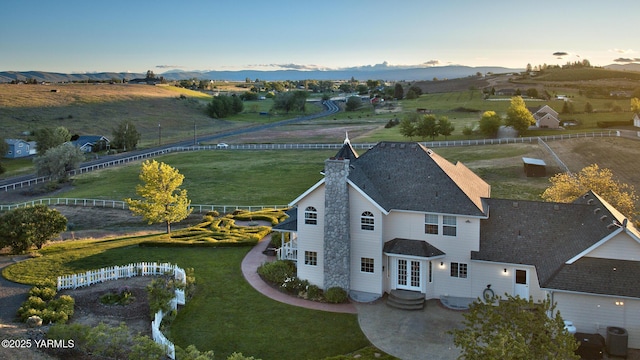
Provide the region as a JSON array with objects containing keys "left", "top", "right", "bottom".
[{"left": 2, "top": 0, "right": 640, "bottom": 74}]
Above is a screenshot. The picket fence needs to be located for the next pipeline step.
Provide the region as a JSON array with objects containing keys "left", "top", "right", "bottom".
[{"left": 57, "top": 262, "right": 186, "bottom": 359}]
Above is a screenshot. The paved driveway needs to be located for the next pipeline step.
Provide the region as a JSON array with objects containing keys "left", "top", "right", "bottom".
[{"left": 355, "top": 299, "right": 465, "bottom": 360}]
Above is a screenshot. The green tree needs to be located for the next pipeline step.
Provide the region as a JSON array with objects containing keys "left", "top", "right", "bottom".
[
  {"left": 451, "top": 295, "right": 579, "bottom": 360},
  {"left": 584, "top": 101, "right": 593, "bottom": 113},
  {"left": 125, "top": 160, "right": 193, "bottom": 234},
  {"left": 479, "top": 111, "right": 502, "bottom": 138},
  {"left": 542, "top": 164, "right": 638, "bottom": 220},
  {"left": 0, "top": 137, "right": 8, "bottom": 174},
  {"left": 34, "top": 126, "right": 71, "bottom": 155},
  {"left": 526, "top": 88, "right": 538, "bottom": 98},
  {"left": 561, "top": 101, "right": 575, "bottom": 114},
  {"left": 631, "top": 97, "right": 640, "bottom": 113},
  {"left": 33, "top": 144, "right": 85, "bottom": 181},
  {"left": 272, "top": 91, "right": 308, "bottom": 113},
  {"left": 416, "top": 115, "right": 439, "bottom": 141},
  {"left": 111, "top": 120, "right": 141, "bottom": 152},
  {"left": 505, "top": 96, "right": 535, "bottom": 134},
  {"left": 207, "top": 94, "right": 243, "bottom": 118},
  {"left": 145, "top": 70, "right": 156, "bottom": 79},
  {"left": 405, "top": 89, "right": 418, "bottom": 100},
  {"left": 462, "top": 124, "right": 474, "bottom": 139},
  {"left": 398, "top": 118, "right": 417, "bottom": 140},
  {"left": 356, "top": 84, "right": 369, "bottom": 95},
  {"left": 437, "top": 116, "right": 455, "bottom": 139},
  {"left": 0, "top": 205, "right": 67, "bottom": 254},
  {"left": 408, "top": 85, "right": 423, "bottom": 96},
  {"left": 394, "top": 83, "right": 404, "bottom": 100},
  {"left": 345, "top": 96, "right": 362, "bottom": 111}
]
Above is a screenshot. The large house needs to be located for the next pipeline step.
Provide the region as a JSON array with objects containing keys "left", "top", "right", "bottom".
[
  {"left": 274, "top": 138, "right": 640, "bottom": 348},
  {"left": 530, "top": 105, "right": 560, "bottom": 129}
]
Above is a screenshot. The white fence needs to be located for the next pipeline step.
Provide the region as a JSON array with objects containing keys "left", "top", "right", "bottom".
[
  {"left": 0, "top": 197, "right": 288, "bottom": 212},
  {"left": 0, "top": 131, "right": 620, "bottom": 193},
  {"left": 57, "top": 262, "right": 187, "bottom": 359}
]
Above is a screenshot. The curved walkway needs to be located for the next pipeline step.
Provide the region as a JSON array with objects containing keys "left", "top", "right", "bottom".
[
  {"left": 240, "top": 235, "right": 357, "bottom": 314},
  {"left": 0, "top": 256, "right": 31, "bottom": 324}
]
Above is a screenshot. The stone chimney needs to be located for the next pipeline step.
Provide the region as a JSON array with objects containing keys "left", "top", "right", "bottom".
[{"left": 323, "top": 157, "right": 351, "bottom": 291}]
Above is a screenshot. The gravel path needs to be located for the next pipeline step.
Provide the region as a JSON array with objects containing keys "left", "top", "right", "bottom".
[{"left": 0, "top": 256, "right": 32, "bottom": 324}]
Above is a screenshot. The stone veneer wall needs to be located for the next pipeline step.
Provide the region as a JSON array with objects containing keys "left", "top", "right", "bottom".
[{"left": 323, "top": 158, "right": 351, "bottom": 290}]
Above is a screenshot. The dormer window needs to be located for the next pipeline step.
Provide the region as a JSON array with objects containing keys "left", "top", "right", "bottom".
[
  {"left": 361, "top": 211, "right": 374, "bottom": 231},
  {"left": 304, "top": 206, "right": 317, "bottom": 225}
]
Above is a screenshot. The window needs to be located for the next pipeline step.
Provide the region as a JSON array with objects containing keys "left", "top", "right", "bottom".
[
  {"left": 304, "top": 206, "right": 317, "bottom": 225},
  {"left": 304, "top": 251, "right": 317, "bottom": 266},
  {"left": 425, "top": 214, "right": 438, "bottom": 234},
  {"left": 443, "top": 215, "right": 457, "bottom": 236},
  {"left": 361, "top": 257, "right": 374, "bottom": 273},
  {"left": 361, "top": 211, "right": 374, "bottom": 231},
  {"left": 450, "top": 262, "right": 468, "bottom": 278}
]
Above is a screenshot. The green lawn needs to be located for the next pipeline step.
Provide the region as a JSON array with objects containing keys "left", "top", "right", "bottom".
[
  {"left": 58, "top": 150, "right": 335, "bottom": 205},
  {"left": 2, "top": 237, "right": 369, "bottom": 360}
]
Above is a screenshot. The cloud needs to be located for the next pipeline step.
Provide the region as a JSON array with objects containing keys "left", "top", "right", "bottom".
[
  {"left": 156, "top": 65, "right": 184, "bottom": 69},
  {"left": 247, "top": 63, "right": 324, "bottom": 70},
  {"left": 613, "top": 57, "right": 640, "bottom": 63},
  {"left": 422, "top": 60, "right": 440, "bottom": 66},
  {"left": 552, "top": 51, "right": 569, "bottom": 57},
  {"left": 610, "top": 48, "right": 635, "bottom": 54}
]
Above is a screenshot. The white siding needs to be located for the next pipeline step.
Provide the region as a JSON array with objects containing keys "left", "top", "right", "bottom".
[
  {"left": 470, "top": 263, "right": 546, "bottom": 302},
  {"left": 554, "top": 292, "right": 640, "bottom": 348},
  {"left": 296, "top": 184, "right": 325, "bottom": 287},
  {"left": 349, "top": 187, "right": 383, "bottom": 295},
  {"left": 587, "top": 233, "right": 640, "bottom": 261}
]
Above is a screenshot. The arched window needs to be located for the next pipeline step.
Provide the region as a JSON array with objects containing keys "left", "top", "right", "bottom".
[
  {"left": 361, "top": 211, "right": 374, "bottom": 231},
  {"left": 304, "top": 206, "right": 317, "bottom": 225}
]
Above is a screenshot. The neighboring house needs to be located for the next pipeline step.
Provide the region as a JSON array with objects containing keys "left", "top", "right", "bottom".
[
  {"left": 3, "top": 139, "right": 33, "bottom": 158},
  {"left": 273, "top": 138, "right": 640, "bottom": 348},
  {"left": 530, "top": 104, "right": 560, "bottom": 129},
  {"left": 634, "top": 113, "right": 640, "bottom": 128},
  {"left": 70, "top": 135, "right": 110, "bottom": 153}
]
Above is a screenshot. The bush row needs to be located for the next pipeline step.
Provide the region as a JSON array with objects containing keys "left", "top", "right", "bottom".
[
  {"left": 17, "top": 285, "right": 75, "bottom": 324},
  {"left": 257, "top": 260, "right": 348, "bottom": 303},
  {"left": 597, "top": 119, "right": 632, "bottom": 128}
]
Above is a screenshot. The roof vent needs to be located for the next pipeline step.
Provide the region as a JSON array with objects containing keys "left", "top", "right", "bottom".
[
  {"left": 426, "top": 149, "right": 433, "bottom": 155},
  {"left": 600, "top": 215, "right": 608, "bottom": 222},
  {"left": 400, "top": 143, "right": 406, "bottom": 149},
  {"left": 390, "top": 143, "right": 396, "bottom": 148},
  {"left": 583, "top": 193, "right": 590, "bottom": 199},
  {"left": 411, "top": 144, "right": 418, "bottom": 149},
  {"left": 594, "top": 208, "right": 601, "bottom": 214},
  {"left": 553, "top": 204, "right": 560, "bottom": 211},
  {"left": 587, "top": 199, "right": 594, "bottom": 205},
  {"left": 607, "top": 223, "right": 617, "bottom": 230},
  {"left": 380, "top": 143, "right": 386, "bottom": 148},
  {"left": 512, "top": 202, "right": 519, "bottom": 208}
]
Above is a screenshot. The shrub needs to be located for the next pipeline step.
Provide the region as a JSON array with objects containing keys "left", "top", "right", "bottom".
[
  {"left": 325, "top": 287, "right": 348, "bottom": 304},
  {"left": 147, "top": 277, "right": 176, "bottom": 317},
  {"left": 257, "top": 260, "right": 296, "bottom": 284},
  {"left": 29, "top": 286, "right": 57, "bottom": 301},
  {"left": 306, "top": 284, "right": 322, "bottom": 300}
]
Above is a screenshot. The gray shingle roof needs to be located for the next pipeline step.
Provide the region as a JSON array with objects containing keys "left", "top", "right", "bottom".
[
  {"left": 272, "top": 208, "right": 297, "bottom": 232},
  {"left": 348, "top": 142, "right": 490, "bottom": 216},
  {"left": 383, "top": 238, "right": 445, "bottom": 258},
  {"left": 473, "top": 195, "right": 620, "bottom": 286},
  {"left": 543, "top": 257, "right": 640, "bottom": 298}
]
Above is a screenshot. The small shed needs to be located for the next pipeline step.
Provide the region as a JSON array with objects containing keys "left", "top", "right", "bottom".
[{"left": 522, "top": 157, "right": 546, "bottom": 177}]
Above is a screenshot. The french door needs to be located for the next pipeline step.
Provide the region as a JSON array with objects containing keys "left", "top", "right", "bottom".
[{"left": 397, "top": 259, "right": 422, "bottom": 291}]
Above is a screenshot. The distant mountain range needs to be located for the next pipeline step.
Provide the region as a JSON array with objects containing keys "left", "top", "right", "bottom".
[
  {"left": 0, "top": 65, "right": 524, "bottom": 83},
  {"left": 3, "top": 63, "right": 638, "bottom": 83}
]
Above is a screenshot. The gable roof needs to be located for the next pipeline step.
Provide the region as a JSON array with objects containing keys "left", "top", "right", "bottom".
[
  {"left": 347, "top": 142, "right": 490, "bottom": 216},
  {"left": 543, "top": 257, "right": 640, "bottom": 298},
  {"left": 473, "top": 194, "right": 620, "bottom": 286}
]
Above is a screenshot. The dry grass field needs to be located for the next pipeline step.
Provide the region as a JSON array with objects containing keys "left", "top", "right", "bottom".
[{"left": 0, "top": 83, "right": 239, "bottom": 147}]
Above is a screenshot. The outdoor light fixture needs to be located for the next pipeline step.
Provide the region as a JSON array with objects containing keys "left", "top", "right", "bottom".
[
  {"left": 503, "top": 268, "right": 507, "bottom": 273},
  {"left": 440, "top": 262, "right": 444, "bottom": 266}
]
